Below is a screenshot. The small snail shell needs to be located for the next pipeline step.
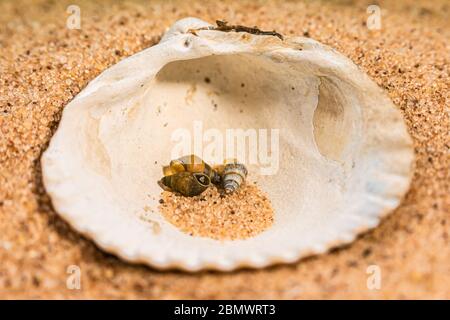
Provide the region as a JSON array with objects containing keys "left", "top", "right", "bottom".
[
  {"left": 221, "top": 161, "right": 248, "bottom": 194},
  {"left": 159, "top": 171, "right": 211, "bottom": 197}
]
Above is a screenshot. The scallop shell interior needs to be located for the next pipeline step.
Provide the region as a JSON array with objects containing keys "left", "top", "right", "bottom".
[{"left": 41, "top": 18, "right": 414, "bottom": 271}]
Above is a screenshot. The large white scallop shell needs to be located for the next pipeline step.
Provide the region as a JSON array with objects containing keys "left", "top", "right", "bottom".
[{"left": 41, "top": 18, "right": 414, "bottom": 271}]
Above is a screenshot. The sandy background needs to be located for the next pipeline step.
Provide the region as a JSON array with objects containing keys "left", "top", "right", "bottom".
[{"left": 0, "top": 0, "right": 448, "bottom": 299}]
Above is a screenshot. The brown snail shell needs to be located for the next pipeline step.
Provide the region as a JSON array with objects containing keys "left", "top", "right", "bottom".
[
  {"left": 160, "top": 155, "right": 216, "bottom": 196},
  {"left": 159, "top": 171, "right": 211, "bottom": 197},
  {"left": 163, "top": 154, "right": 213, "bottom": 177}
]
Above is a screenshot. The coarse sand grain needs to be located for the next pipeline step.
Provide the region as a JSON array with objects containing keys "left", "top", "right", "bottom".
[{"left": 159, "top": 183, "right": 274, "bottom": 241}]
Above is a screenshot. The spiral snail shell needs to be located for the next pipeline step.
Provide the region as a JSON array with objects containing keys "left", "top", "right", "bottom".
[
  {"left": 159, "top": 154, "right": 215, "bottom": 196},
  {"left": 222, "top": 162, "right": 248, "bottom": 194}
]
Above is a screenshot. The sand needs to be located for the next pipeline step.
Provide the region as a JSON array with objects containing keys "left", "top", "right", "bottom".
[
  {"left": 159, "top": 183, "right": 274, "bottom": 240},
  {"left": 0, "top": 0, "right": 448, "bottom": 299}
]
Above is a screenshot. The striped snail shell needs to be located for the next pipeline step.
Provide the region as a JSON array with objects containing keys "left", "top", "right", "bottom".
[{"left": 221, "top": 161, "right": 248, "bottom": 194}]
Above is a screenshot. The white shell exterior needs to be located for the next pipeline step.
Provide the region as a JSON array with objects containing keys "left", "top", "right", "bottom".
[{"left": 41, "top": 18, "right": 414, "bottom": 271}]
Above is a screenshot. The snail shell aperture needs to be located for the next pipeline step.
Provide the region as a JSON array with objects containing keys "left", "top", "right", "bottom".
[{"left": 159, "top": 171, "right": 211, "bottom": 197}]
